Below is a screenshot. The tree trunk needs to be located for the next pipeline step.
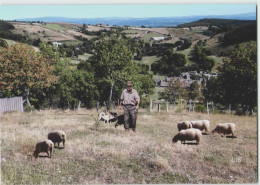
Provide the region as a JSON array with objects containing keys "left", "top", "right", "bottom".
[
  {"left": 77, "top": 100, "right": 81, "bottom": 110},
  {"left": 108, "top": 82, "right": 114, "bottom": 110},
  {"left": 26, "top": 88, "right": 31, "bottom": 107}
]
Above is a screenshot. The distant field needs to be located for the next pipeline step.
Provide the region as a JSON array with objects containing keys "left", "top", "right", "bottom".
[
  {"left": 3, "top": 39, "right": 16, "bottom": 46},
  {"left": 62, "top": 40, "right": 83, "bottom": 46},
  {"left": 44, "top": 23, "right": 68, "bottom": 31},
  {"left": 122, "top": 29, "right": 145, "bottom": 34},
  {"left": 209, "top": 55, "right": 226, "bottom": 72},
  {"left": 134, "top": 56, "right": 161, "bottom": 69},
  {"left": 78, "top": 53, "right": 92, "bottom": 61},
  {"left": 1, "top": 110, "right": 257, "bottom": 184},
  {"left": 142, "top": 32, "right": 165, "bottom": 43}
]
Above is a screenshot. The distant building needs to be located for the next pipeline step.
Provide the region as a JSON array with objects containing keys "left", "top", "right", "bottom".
[
  {"left": 150, "top": 37, "right": 165, "bottom": 41},
  {"left": 160, "top": 81, "right": 169, "bottom": 88},
  {"left": 52, "top": 42, "right": 62, "bottom": 47},
  {"left": 154, "top": 78, "right": 162, "bottom": 86}
]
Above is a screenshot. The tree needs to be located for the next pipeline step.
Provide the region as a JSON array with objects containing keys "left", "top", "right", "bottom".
[
  {"left": 190, "top": 41, "right": 215, "bottom": 72},
  {"left": 78, "top": 34, "right": 155, "bottom": 108},
  {"left": 0, "top": 43, "right": 57, "bottom": 106},
  {"left": 188, "top": 82, "right": 203, "bottom": 102},
  {"left": 159, "top": 79, "right": 188, "bottom": 103},
  {"left": 0, "top": 39, "right": 8, "bottom": 48},
  {"left": 203, "top": 77, "right": 221, "bottom": 103},
  {"left": 217, "top": 42, "right": 257, "bottom": 115},
  {"left": 151, "top": 51, "right": 186, "bottom": 76}
]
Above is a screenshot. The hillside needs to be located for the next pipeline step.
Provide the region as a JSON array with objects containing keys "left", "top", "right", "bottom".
[
  {"left": 176, "top": 18, "right": 256, "bottom": 29},
  {"left": 3, "top": 20, "right": 254, "bottom": 81}
]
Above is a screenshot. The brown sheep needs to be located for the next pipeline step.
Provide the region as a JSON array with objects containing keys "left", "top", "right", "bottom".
[
  {"left": 177, "top": 121, "right": 192, "bottom": 131},
  {"left": 33, "top": 139, "right": 54, "bottom": 158},
  {"left": 212, "top": 123, "right": 236, "bottom": 137},
  {"left": 172, "top": 128, "right": 202, "bottom": 144},
  {"left": 48, "top": 130, "right": 66, "bottom": 149},
  {"left": 190, "top": 120, "right": 210, "bottom": 134}
]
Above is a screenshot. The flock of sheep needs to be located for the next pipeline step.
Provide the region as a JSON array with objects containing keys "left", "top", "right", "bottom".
[
  {"left": 33, "top": 130, "right": 66, "bottom": 158},
  {"left": 33, "top": 111, "right": 236, "bottom": 158},
  {"left": 173, "top": 120, "right": 236, "bottom": 144}
]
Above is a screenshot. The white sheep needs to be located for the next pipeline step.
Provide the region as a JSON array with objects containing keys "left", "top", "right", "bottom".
[
  {"left": 172, "top": 128, "right": 202, "bottom": 144},
  {"left": 48, "top": 130, "right": 66, "bottom": 149},
  {"left": 33, "top": 139, "right": 54, "bottom": 158},
  {"left": 190, "top": 120, "right": 210, "bottom": 134},
  {"left": 212, "top": 123, "right": 236, "bottom": 137},
  {"left": 177, "top": 121, "right": 192, "bottom": 131}
]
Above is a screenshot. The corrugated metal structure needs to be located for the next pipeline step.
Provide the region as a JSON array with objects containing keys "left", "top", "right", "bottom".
[{"left": 0, "top": 96, "right": 24, "bottom": 113}]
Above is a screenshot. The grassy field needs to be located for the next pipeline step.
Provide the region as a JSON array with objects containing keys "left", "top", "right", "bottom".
[
  {"left": 78, "top": 53, "right": 92, "bottom": 61},
  {"left": 122, "top": 29, "right": 145, "bottom": 34},
  {"left": 1, "top": 109, "right": 257, "bottom": 184},
  {"left": 142, "top": 32, "right": 165, "bottom": 43},
  {"left": 62, "top": 40, "right": 83, "bottom": 46},
  {"left": 134, "top": 56, "right": 161, "bottom": 68},
  {"left": 44, "top": 23, "right": 68, "bottom": 31},
  {"left": 3, "top": 39, "right": 16, "bottom": 46}
]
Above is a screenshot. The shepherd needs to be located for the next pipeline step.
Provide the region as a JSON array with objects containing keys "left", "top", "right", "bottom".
[{"left": 119, "top": 81, "right": 140, "bottom": 132}]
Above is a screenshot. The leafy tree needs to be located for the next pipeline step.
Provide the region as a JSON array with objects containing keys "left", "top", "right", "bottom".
[
  {"left": 0, "top": 39, "right": 8, "bottom": 48},
  {"left": 78, "top": 34, "right": 154, "bottom": 107},
  {"left": 190, "top": 41, "right": 215, "bottom": 72},
  {"left": 151, "top": 51, "right": 186, "bottom": 76},
  {"left": 188, "top": 82, "right": 203, "bottom": 102},
  {"left": 159, "top": 80, "right": 188, "bottom": 103},
  {"left": 34, "top": 58, "right": 97, "bottom": 109},
  {"left": 0, "top": 43, "right": 57, "bottom": 106},
  {"left": 217, "top": 42, "right": 257, "bottom": 115},
  {"left": 203, "top": 77, "right": 221, "bottom": 103}
]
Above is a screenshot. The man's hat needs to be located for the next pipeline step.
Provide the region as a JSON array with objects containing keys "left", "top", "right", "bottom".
[{"left": 126, "top": 81, "right": 133, "bottom": 86}]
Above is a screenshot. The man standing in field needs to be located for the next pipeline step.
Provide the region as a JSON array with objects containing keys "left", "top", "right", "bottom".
[{"left": 119, "top": 81, "right": 140, "bottom": 132}]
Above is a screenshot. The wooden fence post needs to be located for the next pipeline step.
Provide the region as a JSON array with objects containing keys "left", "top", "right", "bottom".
[
  {"left": 228, "top": 104, "right": 231, "bottom": 114},
  {"left": 189, "top": 102, "right": 192, "bottom": 112},
  {"left": 77, "top": 100, "right": 81, "bottom": 110},
  {"left": 96, "top": 102, "right": 99, "bottom": 111},
  {"left": 207, "top": 102, "right": 209, "bottom": 115}
]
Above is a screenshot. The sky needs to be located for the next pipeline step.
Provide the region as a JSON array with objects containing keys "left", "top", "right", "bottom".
[{"left": 0, "top": 4, "right": 256, "bottom": 20}]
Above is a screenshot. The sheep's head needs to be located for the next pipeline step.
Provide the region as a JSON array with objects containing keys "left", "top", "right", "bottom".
[
  {"left": 33, "top": 150, "right": 37, "bottom": 158},
  {"left": 172, "top": 134, "right": 180, "bottom": 143}
]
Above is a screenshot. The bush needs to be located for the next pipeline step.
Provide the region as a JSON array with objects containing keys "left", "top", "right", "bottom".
[
  {"left": 235, "top": 107, "right": 244, "bottom": 116},
  {"left": 195, "top": 104, "right": 206, "bottom": 113},
  {"left": 24, "top": 104, "right": 36, "bottom": 112}
]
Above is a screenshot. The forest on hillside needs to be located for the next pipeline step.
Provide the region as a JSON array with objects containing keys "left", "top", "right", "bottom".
[{"left": 0, "top": 19, "right": 257, "bottom": 115}]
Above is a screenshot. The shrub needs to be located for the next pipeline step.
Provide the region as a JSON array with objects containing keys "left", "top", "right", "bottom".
[{"left": 195, "top": 104, "right": 206, "bottom": 113}]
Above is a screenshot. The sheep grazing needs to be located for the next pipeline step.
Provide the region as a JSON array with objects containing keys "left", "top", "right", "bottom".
[
  {"left": 172, "top": 128, "right": 202, "bottom": 144},
  {"left": 33, "top": 139, "right": 54, "bottom": 158},
  {"left": 177, "top": 121, "right": 192, "bottom": 131},
  {"left": 48, "top": 130, "right": 66, "bottom": 149},
  {"left": 190, "top": 120, "right": 210, "bottom": 134},
  {"left": 212, "top": 123, "right": 236, "bottom": 137}
]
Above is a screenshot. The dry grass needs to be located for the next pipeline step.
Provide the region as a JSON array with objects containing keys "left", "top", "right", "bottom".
[{"left": 1, "top": 109, "right": 257, "bottom": 184}]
